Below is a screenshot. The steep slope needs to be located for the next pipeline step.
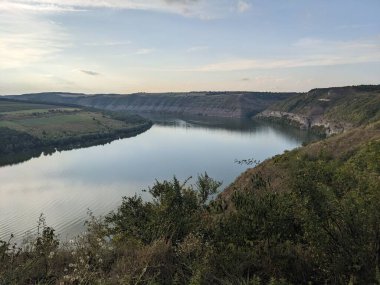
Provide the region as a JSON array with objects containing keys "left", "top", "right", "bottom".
[
  {"left": 6, "top": 91, "right": 296, "bottom": 119},
  {"left": 224, "top": 119, "right": 380, "bottom": 199},
  {"left": 257, "top": 85, "right": 380, "bottom": 135}
]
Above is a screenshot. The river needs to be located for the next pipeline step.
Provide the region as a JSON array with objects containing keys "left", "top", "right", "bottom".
[{"left": 0, "top": 117, "right": 317, "bottom": 242}]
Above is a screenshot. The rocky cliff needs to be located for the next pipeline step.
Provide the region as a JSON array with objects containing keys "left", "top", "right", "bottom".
[{"left": 256, "top": 85, "right": 380, "bottom": 135}]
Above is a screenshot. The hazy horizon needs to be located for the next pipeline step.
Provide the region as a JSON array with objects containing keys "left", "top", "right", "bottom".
[
  {"left": 3, "top": 83, "right": 380, "bottom": 97},
  {"left": 1, "top": 0, "right": 380, "bottom": 94}
]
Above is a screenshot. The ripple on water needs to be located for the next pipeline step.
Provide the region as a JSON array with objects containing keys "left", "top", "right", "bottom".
[{"left": 0, "top": 120, "right": 316, "bottom": 242}]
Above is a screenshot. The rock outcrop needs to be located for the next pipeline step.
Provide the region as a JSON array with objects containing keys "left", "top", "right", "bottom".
[
  {"left": 256, "top": 85, "right": 380, "bottom": 135},
  {"left": 256, "top": 110, "right": 351, "bottom": 136}
]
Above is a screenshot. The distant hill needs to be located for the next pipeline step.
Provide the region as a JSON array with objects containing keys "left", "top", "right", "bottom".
[
  {"left": 5, "top": 91, "right": 297, "bottom": 119},
  {"left": 257, "top": 85, "right": 380, "bottom": 135},
  {"left": 7, "top": 85, "right": 379, "bottom": 134}
]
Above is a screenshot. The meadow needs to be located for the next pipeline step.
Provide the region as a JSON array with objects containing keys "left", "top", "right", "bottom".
[{"left": 0, "top": 99, "right": 152, "bottom": 157}]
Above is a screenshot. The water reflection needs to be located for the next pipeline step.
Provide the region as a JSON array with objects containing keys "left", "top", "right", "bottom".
[{"left": 0, "top": 117, "right": 317, "bottom": 242}]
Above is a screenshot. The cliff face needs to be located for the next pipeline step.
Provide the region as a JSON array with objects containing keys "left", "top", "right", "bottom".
[
  {"left": 8, "top": 92, "right": 296, "bottom": 119},
  {"left": 256, "top": 85, "right": 380, "bottom": 135},
  {"left": 256, "top": 110, "right": 350, "bottom": 135}
]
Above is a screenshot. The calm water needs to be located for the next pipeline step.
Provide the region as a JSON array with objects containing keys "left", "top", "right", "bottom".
[{"left": 0, "top": 117, "right": 316, "bottom": 242}]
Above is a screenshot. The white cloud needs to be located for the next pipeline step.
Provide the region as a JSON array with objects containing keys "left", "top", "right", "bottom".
[
  {"left": 84, "top": 41, "right": 132, "bottom": 47},
  {"left": 196, "top": 38, "right": 380, "bottom": 71},
  {"left": 237, "top": 0, "right": 251, "bottom": 13},
  {"left": 0, "top": 1, "right": 81, "bottom": 12},
  {"left": 135, "top": 48, "right": 155, "bottom": 55},
  {"left": 0, "top": 0, "right": 222, "bottom": 18},
  {"left": 186, "top": 46, "right": 209, "bottom": 52},
  {"left": 0, "top": 12, "right": 69, "bottom": 69}
]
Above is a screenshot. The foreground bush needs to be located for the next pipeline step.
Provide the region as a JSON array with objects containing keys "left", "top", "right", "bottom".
[{"left": 1, "top": 141, "right": 379, "bottom": 284}]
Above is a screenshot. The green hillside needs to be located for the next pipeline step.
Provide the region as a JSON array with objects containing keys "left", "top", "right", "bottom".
[
  {"left": 0, "top": 99, "right": 151, "bottom": 156},
  {"left": 258, "top": 85, "right": 380, "bottom": 134}
]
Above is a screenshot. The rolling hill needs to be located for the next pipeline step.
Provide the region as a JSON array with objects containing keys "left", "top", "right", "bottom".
[{"left": 5, "top": 91, "right": 297, "bottom": 119}]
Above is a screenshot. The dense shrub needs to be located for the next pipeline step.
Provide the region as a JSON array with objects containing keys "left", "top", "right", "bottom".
[{"left": 0, "top": 140, "right": 379, "bottom": 284}]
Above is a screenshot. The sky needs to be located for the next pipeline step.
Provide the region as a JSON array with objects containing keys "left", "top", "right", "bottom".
[{"left": 0, "top": 0, "right": 379, "bottom": 94}]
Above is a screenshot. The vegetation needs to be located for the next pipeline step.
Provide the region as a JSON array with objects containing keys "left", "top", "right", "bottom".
[
  {"left": 0, "top": 119, "right": 379, "bottom": 284},
  {"left": 0, "top": 99, "right": 152, "bottom": 163},
  {"left": 6, "top": 91, "right": 297, "bottom": 118},
  {"left": 1, "top": 89, "right": 379, "bottom": 284},
  {"left": 266, "top": 85, "right": 380, "bottom": 127}
]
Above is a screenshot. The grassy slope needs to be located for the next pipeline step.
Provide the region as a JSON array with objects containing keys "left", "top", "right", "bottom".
[
  {"left": 224, "top": 119, "right": 380, "bottom": 199},
  {"left": 0, "top": 99, "right": 151, "bottom": 154},
  {"left": 262, "top": 85, "right": 380, "bottom": 127}
]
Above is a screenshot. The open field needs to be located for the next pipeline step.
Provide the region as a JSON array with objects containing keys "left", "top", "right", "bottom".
[
  {"left": 0, "top": 100, "right": 66, "bottom": 113},
  {"left": 0, "top": 99, "right": 151, "bottom": 155}
]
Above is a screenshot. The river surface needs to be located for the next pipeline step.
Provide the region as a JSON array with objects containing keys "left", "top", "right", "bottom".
[{"left": 0, "top": 117, "right": 317, "bottom": 242}]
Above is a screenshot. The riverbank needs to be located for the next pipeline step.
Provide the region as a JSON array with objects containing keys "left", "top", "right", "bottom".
[
  {"left": 0, "top": 99, "right": 152, "bottom": 163},
  {"left": 255, "top": 85, "right": 380, "bottom": 136},
  {"left": 0, "top": 87, "right": 379, "bottom": 284},
  {"left": 1, "top": 119, "right": 379, "bottom": 284}
]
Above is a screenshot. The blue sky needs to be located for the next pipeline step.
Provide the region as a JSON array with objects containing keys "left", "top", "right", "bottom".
[{"left": 1, "top": 0, "right": 379, "bottom": 94}]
